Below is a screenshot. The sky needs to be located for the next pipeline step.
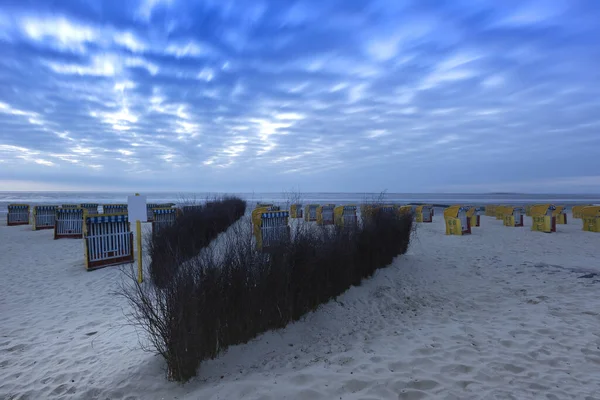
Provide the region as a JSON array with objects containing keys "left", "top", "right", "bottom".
[{"left": 1, "top": 0, "right": 600, "bottom": 193}]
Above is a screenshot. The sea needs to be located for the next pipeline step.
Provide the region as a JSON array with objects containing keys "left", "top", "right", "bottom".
[{"left": 2, "top": 192, "right": 600, "bottom": 215}]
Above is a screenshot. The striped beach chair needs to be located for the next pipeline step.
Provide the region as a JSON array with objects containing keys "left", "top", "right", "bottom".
[
  {"left": 466, "top": 206, "right": 482, "bottom": 227},
  {"left": 360, "top": 204, "right": 375, "bottom": 220},
  {"left": 552, "top": 206, "right": 568, "bottom": 225},
  {"left": 252, "top": 205, "right": 280, "bottom": 238},
  {"left": 83, "top": 213, "right": 134, "bottom": 270},
  {"left": 530, "top": 204, "right": 557, "bottom": 233},
  {"left": 415, "top": 205, "right": 433, "bottom": 223},
  {"left": 146, "top": 203, "right": 160, "bottom": 222},
  {"left": 290, "top": 204, "right": 303, "bottom": 219},
  {"left": 444, "top": 206, "right": 471, "bottom": 235},
  {"left": 304, "top": 204, "right": 319, "bottom": 222},
  {"left": 377, "top": 205, "right": 397, "bottom": 213},
  {"left": 152, "top": 207, "right": 178, "bottom": 234},
  {"left": 80, "top": 203, "right": 99, "bottom": 215},
  {"left": 495, "top": 206, "right": 508, "bottom": 220},
  {"left": 581, "top": 206, "right": 600, "bottom": 232},
  {"left": 7, "top": 204, "right": 30, "bottom": 226},
  {"left": 316, "top": 204, "right": 336, "bottom": 226},
  {"left": 103, "top": 204, "right": 128, "bottom": 214},
  {"left": 572, "top": 205, "right": 591, "bottom": 219},
  {"left": 397, "top": 205, "right": 413, "bottom": 216},
  {"left": 54, "top": 208, "right": 84, "bottom": 239},
  {"left": 485, "top": 205, "right": 496, "bottom": 217},
  {"left": 181, "top": 205, "right": 203, "bottom": 215},
  {"left": 33, "top": 205, "right": 57, "bottom": 230},
  {"left": 334, "top": 205, "right": 358, "bottom": 228},
  {"left": 253, "top": 210, "right": 290, "bottom": 251},
  {"left": 503, "top": 207, "right": 525, "bottom": 227}
]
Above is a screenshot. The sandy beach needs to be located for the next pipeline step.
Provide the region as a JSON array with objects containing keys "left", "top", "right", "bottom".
[{"left": 1, "top": 211, "right": 600, "bottom": 399}]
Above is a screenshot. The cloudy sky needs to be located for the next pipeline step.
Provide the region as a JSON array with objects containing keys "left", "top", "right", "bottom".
[{"left": 1, "top": 0, "right": 599, "bottom": 193}]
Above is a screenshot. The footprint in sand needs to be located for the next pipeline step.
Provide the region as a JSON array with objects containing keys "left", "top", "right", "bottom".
[
  {"left": 393, "top": 379, "right": 440, "bottom": 393},
  {"left": 528, "top": 382, "right": 550, "bottom": 391},
  {"left": 4, "top": 344, "right": 28, "bottom": 353},
  {"left": 397, "top": 389, "right": 428, "bottom": 400},
  {"left": 454, "top": 380, "right": 477, "bottom": 390},
  {"left": 289, "top": 373, "right": 312, "bottom": 386},
  {"left": 411, "top": 347, "right": 437, "bottom": 356},
  {"left": 406, "top": 379, "right": 440, "bottom": 391},
  {"left": 503, "top": 364, "right": 526, "bottom": 374},
  {"left": 388, "top": 360, "right": 409, "bottom": 371},
  {"left": 344, "top": 378, "right": 371, "bottom": 392},
  {"left": 440, "top": 364, "right": 474, "bottom": 374}
]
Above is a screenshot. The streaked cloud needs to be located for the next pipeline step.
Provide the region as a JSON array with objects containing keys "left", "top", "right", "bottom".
[{"left": 0, "top": 0, "right": 599, "bottom": 192}]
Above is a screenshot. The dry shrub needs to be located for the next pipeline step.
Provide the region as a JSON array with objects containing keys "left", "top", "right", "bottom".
[
  {"left": 120, "top": 203, "right": 412, "bottom": 382},
  {"left": 148, "top": 196, "right": 246, "bottom": 288}
]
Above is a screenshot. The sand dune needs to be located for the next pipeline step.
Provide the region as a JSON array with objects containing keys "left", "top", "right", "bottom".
[{"left": 1, "top": 213, "right": 600, "bottom": 399}]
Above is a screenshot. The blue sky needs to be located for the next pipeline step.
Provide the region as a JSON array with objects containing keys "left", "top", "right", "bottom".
[{"left": 1, "top": 0, "right": 600, "bottom": 193}]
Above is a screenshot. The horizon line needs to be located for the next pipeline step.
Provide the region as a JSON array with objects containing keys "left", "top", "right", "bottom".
[{"left": 2, "top": 191, "right": 600, "bottom": 196}]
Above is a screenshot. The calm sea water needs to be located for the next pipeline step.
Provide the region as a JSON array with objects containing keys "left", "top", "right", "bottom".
[{"left": 2, "top": 192, "right": 600, "bottom": 214}]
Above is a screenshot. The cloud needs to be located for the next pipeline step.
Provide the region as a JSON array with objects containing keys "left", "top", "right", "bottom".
[
  {"left": 481, "top": 75, "right": 505, "bottom": 88},
  {"left": 0, "top": 0, "right": 599, "bottom": 192},
  {"left": 136, "top": 0, "right": 175, "bottom": 22},
  {"left": 20, "top": 15, "right": 97, "bottom": 51},
  {"left": 494, "top": 0, "right": 569, "bottom": 27},
  {"left": 165, "top": 41, "right": 214, "bottom": 58},
  {"left": 365, "top": 17, "right": 435, "bottom": 61}
]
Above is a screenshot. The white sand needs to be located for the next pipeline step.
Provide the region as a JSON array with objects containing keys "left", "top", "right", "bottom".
[{"left": 2, "top": 213, "right": 600, "bottom": 399}]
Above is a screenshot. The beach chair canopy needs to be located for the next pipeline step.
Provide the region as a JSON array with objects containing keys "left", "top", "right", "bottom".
[
  {"left": 444, "top": 205, "right": 461, "bottom": 219},
  {"left": 530, "top": 204, "right": 555, "bottom": 216},
  {"left": 581, "top": 206, "right": 600, "bottom": 217},
  {"left": 552, "top": 206, "right": 566, "bottom": 215}
]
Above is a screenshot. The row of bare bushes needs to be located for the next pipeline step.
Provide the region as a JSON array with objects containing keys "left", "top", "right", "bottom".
[
  {"left": 121, "top": 207, "right": 413, "bottom": 382},
  {"left": 148, "top": 196, "right": 247, "bottom": 288}
]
